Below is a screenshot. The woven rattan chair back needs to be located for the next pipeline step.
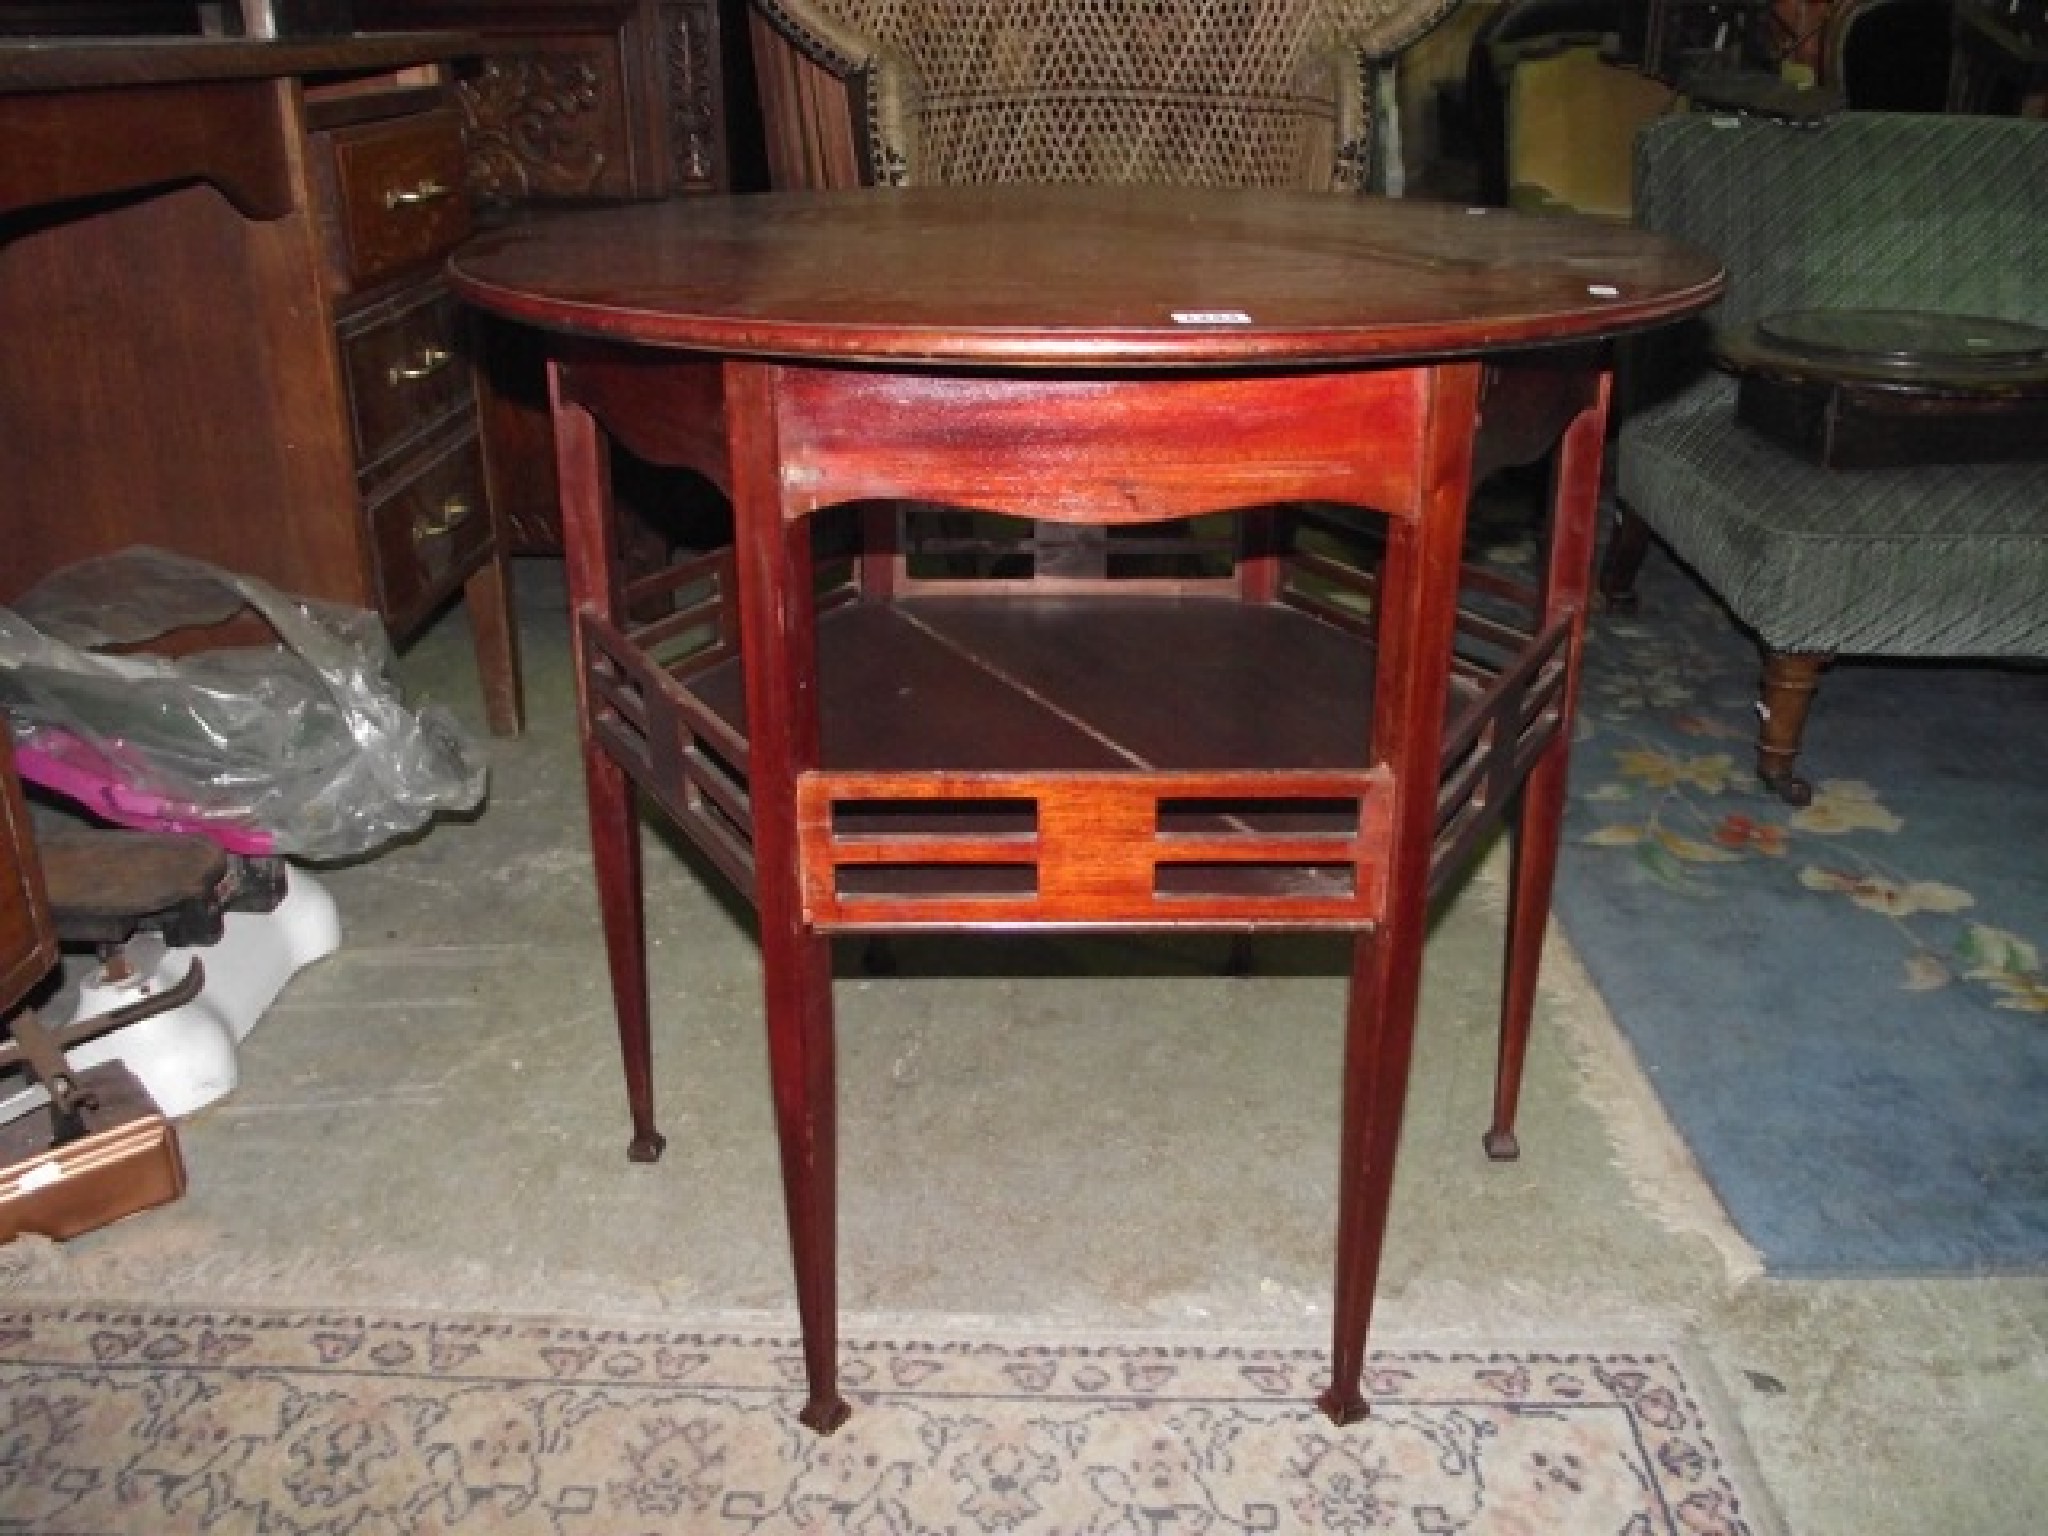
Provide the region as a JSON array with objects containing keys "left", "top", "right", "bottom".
[{"left": 749, "top": 0, "right": 1464, "bottom": 191}]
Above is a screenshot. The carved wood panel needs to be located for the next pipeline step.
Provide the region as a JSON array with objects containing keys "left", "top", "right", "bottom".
[
  {"left": 354, "top": 0, "right": 730, "bottom": 200},
  {"left": 352, "top": 0, "right": 741, "bottom": 551},
  {"left": 660, "top": 0, "right": 720, "bottom": 191},
  {"left": 459, "top": 40, "right": 631, "bottom": 202}
]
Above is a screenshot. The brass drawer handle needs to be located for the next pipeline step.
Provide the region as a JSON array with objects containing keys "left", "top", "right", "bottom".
[
  {"left": 387, "top": 347, "right": 454, "bottom": 386},
  {"left": 383, "top": 180, "right": 452, "bottom": 210},
  {"left": 413, "top": 493, "right": 475, "bottom": 544}
]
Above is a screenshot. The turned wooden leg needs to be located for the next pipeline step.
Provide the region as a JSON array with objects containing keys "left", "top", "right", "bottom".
[
  {"left": 1596, "top": 505, "right": 1653, "bottom": 614},
  {"left": 1756, "top": 651, "right": 1830, "bottom": 807},
  {"left": 1488, "top": 739, "right": 1570, "bottom": 1162},
  {"left": 586, "top": 743, "right": 664, "bottom": 1164},
  {"left": 463, "top": 550, "right": 525, "bottom": 737}
]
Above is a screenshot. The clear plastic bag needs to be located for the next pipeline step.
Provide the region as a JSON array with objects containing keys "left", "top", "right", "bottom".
[{"left": 0, "top": 547, "right": 486, "bottom": 860}]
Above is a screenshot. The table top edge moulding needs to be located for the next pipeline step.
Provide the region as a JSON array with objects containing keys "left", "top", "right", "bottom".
[
  {"left": 448, "top": 184, "right": 1721, "bottom": 1437},
  {"left": 448, "top": 188, "right": 1723, "bottom": 366}
]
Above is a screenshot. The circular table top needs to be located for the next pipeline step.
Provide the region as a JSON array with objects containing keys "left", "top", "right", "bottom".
[{"left": 449, "top": 185, "right": 1723, "bottom": 368}]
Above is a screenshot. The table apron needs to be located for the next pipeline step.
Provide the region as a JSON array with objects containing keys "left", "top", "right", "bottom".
[
  {"left": 550, "top": 350, "right": 1612, "bottom": 531},
  {"left": 765, "top": 364, "right": 1440, "bottom": 524}
]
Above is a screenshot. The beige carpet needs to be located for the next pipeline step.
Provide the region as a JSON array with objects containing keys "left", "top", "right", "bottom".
[{"left": 0, "top": 1303, "right": 1774, "bottom": 1534}]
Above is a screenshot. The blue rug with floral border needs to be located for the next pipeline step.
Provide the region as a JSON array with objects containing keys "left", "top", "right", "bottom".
[{"left": 1529, "top": 515, "right": 2048, "bottom": 1275}]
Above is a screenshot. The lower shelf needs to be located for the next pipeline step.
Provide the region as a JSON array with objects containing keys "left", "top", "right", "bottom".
[{"left": 585, "top": 589, "right": 1568, "bottom": 931}]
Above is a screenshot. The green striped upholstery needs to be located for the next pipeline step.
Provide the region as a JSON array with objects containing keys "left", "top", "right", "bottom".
[{"left": 1616, "top": 112, "right": 2048, "bottom": 659}]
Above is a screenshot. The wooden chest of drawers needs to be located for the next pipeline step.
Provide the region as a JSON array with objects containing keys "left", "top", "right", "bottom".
[
  {"left": 0, "top": 38, "right": 521, "bottom": 736},
  {"left": 324, "top": 106, "right": 475, "bottom": 288},
  {"left": 352, "top": 0, "right": 747, "bottom": 555}
]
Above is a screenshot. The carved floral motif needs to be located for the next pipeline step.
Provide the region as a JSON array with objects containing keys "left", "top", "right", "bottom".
[{"left": 458, "top": 54, "right": 610, "bottom": 204}]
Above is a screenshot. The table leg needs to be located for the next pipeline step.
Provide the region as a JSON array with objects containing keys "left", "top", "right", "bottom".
[
  {"left": 727, "top": 361, "right": 849, "bottom": 1434},
  {"left": 588, "top": 747, "right": 661, "bottom": 1163},
  {"left": 1320, "top": 926, "right": 1419, "bottom": 1425},
  {"left": 761, "top": 923, "right": 846, "bottom": 1434},
  {"left": 552, "top": 369, "right": 663, "bottom": 1165},
  {"left": 1323, "top": 363, "right": 1480, "bottom": 1423},
  {"left": 1491, "top": 752, "right": 1561, "bottom": 1163},
  {"left": 1489, "top": 373, "right": 1611, "bottom": 1161}
]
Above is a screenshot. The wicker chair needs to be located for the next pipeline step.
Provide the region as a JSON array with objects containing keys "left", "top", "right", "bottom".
[
  {"left": 1603, "top": 113, "right": 2048, "bottom": 803},
  {"left": 745, "top": 0, "right": 1466, "bottom": 194}
]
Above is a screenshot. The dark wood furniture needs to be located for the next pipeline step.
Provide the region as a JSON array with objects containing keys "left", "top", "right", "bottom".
[
  {"left": 1716, "top": 308, "right": 2048, "bottom": 469},
  {"left": 0, "top": 36, "right": 521, "bottom": 734},
  {"left": 350, "top": 0, "right": 748, "bottom": 555},
  {"left": 353, "top": 0, "right": 734, "bottom": 205},
  {"left": 450, "top": 185, "right": 1721, "bottom": 1434}
]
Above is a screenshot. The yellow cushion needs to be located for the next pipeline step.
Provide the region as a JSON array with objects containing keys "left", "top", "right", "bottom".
[{"left": 1506, "top": 45, "right": 1676, "bottom": 221}]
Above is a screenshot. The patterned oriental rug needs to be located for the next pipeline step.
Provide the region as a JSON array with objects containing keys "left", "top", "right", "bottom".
[
  {"left": 1551, "top": 534, "right": 2048, "bottom": 1274},
  {"left": 0, "top": 1306, "right": 1774, "bottom": 1535}
]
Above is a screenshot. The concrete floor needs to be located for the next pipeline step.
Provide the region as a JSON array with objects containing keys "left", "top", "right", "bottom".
[{"left": 12, "top": 561, "right": 2044, "bottom": 1534}]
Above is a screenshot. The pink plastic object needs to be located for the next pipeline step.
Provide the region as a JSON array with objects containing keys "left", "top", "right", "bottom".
[{"left": 13, "top": 732, "right": 277, "bottom": 856}]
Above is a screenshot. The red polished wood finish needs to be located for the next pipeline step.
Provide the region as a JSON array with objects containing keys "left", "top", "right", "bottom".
[
  {"left": 449, "top": 187, "right": 1721, "bottom": 1434},
  {"left": 455, "top": 186, "right": 1717, "bottom": 362}
]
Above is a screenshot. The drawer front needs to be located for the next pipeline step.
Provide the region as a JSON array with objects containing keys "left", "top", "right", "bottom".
[
  {"left": 341, "top": 286, "right": 473, "bottom": 473},
  {"left": 329, "top": 108, "right": 473, "bottom": 290},
  {"left": 367, "top": 434, "right": 491, "bottom": 635}
]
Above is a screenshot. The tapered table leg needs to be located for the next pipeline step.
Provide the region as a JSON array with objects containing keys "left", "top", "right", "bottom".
[
  {"left": 727, "top": 360, "right": 849, "bottom": 1433},
  {"left": 1487, "top": 376, "right": 1611, "bottom": 1162},
  {"left": 1320, "top": 926, "right": 1421, "bottom": 1426},
  {"left": 1323, "top": 362, "right": 1482, "bottom": 1424},
  {"left": 761, "top": 922, "right": 848, "bottom": 1434},
  {"left": 586, "top": 744, "right": 662, "bottom": 1164},
  {"left": 1489, "top": 749, "right": 1564, "bottom": 1162},
  {"left": 553, "top": 369, "right": 663, "bottom": 1165}
]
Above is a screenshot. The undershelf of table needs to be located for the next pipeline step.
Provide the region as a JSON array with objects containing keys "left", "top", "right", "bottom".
[{"left": 582, "top": 586, "right": 1569, "bottom": 932}]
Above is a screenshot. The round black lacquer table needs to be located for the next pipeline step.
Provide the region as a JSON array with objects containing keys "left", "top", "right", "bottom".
[{"left": 450, "top": 185, "right": 1721, "bottom": 1434}]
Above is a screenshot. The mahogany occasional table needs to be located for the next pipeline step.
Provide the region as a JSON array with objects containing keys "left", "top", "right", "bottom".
[{"left": 449, "top": 186, "right": 1721, "bottom": 1434}]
